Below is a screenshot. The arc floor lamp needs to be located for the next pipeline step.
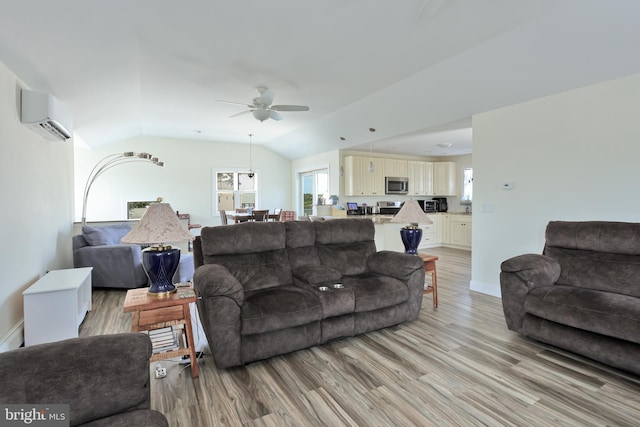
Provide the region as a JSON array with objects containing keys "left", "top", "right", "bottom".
[{"left": 81, "top": 152, "right": 164, "bottom": 226}]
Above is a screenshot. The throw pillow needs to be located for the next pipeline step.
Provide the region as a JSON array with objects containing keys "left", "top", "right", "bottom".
[{"left": 82, "top": 223, "right": 132, "bottom": 246}]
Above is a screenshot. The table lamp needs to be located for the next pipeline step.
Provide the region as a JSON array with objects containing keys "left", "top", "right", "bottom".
[
  {"left": 390, "top": 200, "right": 433, "bottom": 254},
  {"left": 121, "top": 203, "right": 194, "bottom": 297}
]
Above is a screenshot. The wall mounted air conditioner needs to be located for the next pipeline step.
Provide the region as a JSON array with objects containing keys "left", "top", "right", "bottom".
[{"left": 20, "top": 89, "right": 73, "bottom": 141}]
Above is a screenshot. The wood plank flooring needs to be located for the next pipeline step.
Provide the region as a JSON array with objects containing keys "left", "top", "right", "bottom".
[{"left": 79, "top": 247, "right": 640, "bottom": 426}]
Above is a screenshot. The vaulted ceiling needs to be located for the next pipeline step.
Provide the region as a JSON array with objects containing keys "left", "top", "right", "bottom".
[{"left": 1, "top": 1, "right": 639, "bottom": 159}]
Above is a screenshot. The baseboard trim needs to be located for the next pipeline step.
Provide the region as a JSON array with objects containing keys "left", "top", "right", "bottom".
[
  {"left": 0, "top": 320, "right": 24, "bottom": 352},
  {"left": 470, "top": 280, "right": 501, "bottom": 298}
]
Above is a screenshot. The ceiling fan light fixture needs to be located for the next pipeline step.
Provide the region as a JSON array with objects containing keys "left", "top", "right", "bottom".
[{"left": 252, "top": 109, "right": 271, "bottom": 122}]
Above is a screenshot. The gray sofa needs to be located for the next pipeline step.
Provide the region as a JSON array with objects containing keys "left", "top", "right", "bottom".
[
  {"left": 0, "top": 333, "right": 168, "bottom": 426},
  {"left": 73, "top": 223, "right": 148, "bottom": 289},
  {"left": 500, "top": 221, "right": 640, "bottom": 376},
  {"left": 193, "top": 218, "right": 425, "bottom": 368},
  {"left": 73, "top": 223, "right": 195, "bottom": 288}
]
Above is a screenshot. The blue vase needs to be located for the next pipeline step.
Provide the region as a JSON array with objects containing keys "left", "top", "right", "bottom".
[
  {"left": 142, "top": 247, "right": 180, "bottom": 296},
  {"left": 400, "top": 227, "right": 422, "bottom": 255}
]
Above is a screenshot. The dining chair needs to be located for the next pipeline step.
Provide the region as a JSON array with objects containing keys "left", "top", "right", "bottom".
[
  {"left": 280, "top": 210, "right": 296, "bottom": 222},
  {"left": 252, "top": 209, "right": 269, "bottom": 222},
  {"left": 235, "top": 208, "right": 250, "bottom": 222},
  {"left": 219, "top": 210, "right": 228, "bottom": 225},
  {"left": 273, "top": 208, "right": 282, "bottom": 221}
]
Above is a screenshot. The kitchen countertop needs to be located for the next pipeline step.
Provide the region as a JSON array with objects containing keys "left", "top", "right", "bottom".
[{"left": 324, "top": 212, "right": 471, "bottom": 224}]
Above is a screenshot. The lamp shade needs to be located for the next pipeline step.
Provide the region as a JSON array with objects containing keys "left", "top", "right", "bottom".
[
  {"left": 390, "top": 200, "right": 433, "bottom": 226},
  {"left": 121, "top": 203, "right": 194, "bottom": 245}
]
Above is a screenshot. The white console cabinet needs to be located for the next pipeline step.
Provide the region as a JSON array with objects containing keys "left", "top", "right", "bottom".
[{"left": 23, "top": 267, "right": 92, "bottom": 346}]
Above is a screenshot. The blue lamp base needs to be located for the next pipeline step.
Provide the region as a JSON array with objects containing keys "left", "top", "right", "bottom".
[
  {"left": 142, "top": 247, "right": 180, "bottom": 297},
  {"left": 400, "top": 227, "right": 422, "bottom": 255}
]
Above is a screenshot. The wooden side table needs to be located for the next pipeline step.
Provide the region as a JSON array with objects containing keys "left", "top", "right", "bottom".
[
  {"left": 418, "top": 253, "right": 438, "bottom": 307},
  {"left": 123, "top": 287, "right": 199, "bottom": 378}
]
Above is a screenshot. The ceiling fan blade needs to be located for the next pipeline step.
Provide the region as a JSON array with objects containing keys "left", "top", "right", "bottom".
[
  {"left": 229, "top": 110, "right": 252, "bottom": 118},
  {"left": 271, "top": 105, "right": 309, "bottom": 112},
  {"left": 270, "top": 110, "right": 284, "bottom": 121},
  {"left": 260, "top": 90, "right": 275, "bottom": 105},
  {"left": 217, "top": 99, "right": 253, "bottom": 107}
]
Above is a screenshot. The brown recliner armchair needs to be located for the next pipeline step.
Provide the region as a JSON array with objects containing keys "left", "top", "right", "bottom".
[{"left": 0, "top": 333, "right": 168, "bottom": 426}]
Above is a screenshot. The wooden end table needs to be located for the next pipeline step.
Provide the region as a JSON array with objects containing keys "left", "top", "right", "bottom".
[
  {"left": 123, "top": 287, "right": 199, "bottom": 378},
  {"left": 418, "top": 253, "right": 438, "bottom": 307}
]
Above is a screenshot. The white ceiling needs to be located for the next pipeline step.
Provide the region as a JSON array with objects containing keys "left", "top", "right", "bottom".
[{"left": 1, "top": 1, "right": 639, "bottom": 159}]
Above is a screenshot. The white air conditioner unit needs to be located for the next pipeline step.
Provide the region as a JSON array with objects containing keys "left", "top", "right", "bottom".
[{"left": 20, "top": 90, "right": 73, "bottom": 141}]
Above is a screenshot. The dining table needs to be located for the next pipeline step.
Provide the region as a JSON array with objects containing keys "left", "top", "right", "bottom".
[{"left": 225, "top": 211, "right": 279, "bottom": 224}]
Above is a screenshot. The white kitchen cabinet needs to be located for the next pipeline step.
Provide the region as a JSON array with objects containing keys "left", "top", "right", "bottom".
[
  {"left": 448, "top": 215, "right": 472, "bottom": 248},
  {"left": 407, "top": 161, "right": 434, "bottom": 195},
  {"left": 418, "top": 215, "right": 440, "bottom": 249},
  {"left": 384, "top": 158, "right": 408, "bottom": 178},
  {"left": 344, "top": 156, "right": 385, "bottom": 196},
  {"left": 433, "top": 162, "right": 457, "bottom": 196}
]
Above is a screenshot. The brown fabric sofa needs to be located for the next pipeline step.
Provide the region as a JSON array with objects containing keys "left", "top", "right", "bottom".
[
  {"left": 193, "top": 218, "right": 425, "bottom": 368},
  {"left": 0, "top": 333, "right": 168, "bottom": 426},
  {"left": 500, "top": 221, "right": 640, "bottom": 375}
]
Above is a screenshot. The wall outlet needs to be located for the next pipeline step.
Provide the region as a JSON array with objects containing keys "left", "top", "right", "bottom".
[
  {"left": 502, "top": 182, "right": 514, "bottom": 190},
  {"left": 155, "top": 364, "right": 167, "bottom": 379}
]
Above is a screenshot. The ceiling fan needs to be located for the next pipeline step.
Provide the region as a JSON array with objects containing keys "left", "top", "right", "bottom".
[{"left": 217, "top": 87, "right": 310, "bottom": 122}]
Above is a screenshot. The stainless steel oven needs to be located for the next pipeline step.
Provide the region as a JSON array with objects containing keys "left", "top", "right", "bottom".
[{"left": 385, "top": 177, "right": 409, "bottom": 195}]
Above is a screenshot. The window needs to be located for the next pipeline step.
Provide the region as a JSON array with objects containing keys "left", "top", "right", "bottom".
[
  {"left": 461, "top": 167, "right": 473, "bottom": 204},
  {"left": 300, "top": 169, "right": 329, "bottom": 216},
  {"left": 214, "top": 170, "right": 258, "bottom": 214}
]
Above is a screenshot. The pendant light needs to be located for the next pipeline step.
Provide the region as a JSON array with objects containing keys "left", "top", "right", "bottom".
[
  {"left": 248, "top": 133, "right": 255, "bottom": 178},
  {"left": 368, "top": 128, "right": 376, "bottom": 173}
]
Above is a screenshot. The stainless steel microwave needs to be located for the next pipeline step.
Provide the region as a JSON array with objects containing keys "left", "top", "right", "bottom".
[{"left": 385, "top": 176, "right": 409, "bottom": 194}]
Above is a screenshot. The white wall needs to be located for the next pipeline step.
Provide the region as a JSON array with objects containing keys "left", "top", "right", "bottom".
[
  {"left": 291, "top": 149, "right": 340, "bottom": 214},
  {"left": 471, "top": 72, "right": 640, "bottom": 297},
  {"left": 0, "top": 61, "right": 74, "bottom": 351},
  {"left": 75, "top": 136, "right": 292, "bottom": 227}
]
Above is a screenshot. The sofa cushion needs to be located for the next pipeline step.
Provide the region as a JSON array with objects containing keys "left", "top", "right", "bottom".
[
  {"left": 314, "top": 219, "right": 376, "bottom": 275},
  {"left": 545, "top": 221, "right": 640, "bottom": 255},
  {"left": 241, "top": 285, "right": 323, "bottom": 335},
  {"left": 292, "top": 265, "right": 341, "bottom": 285},
  {"left": 200, "top": 222, "right": 286, "bottom": 255},
  {"left": 342, "top": 273, "right": 409, "bottom": 313},
  {"left": 208, "top": 249, "right": 293, "bottom": 292},
  {"left": 524, "top": 285, "right": 640, "bottom": 344},
  {"left": 82, "top": 223, "right": 132, "bottom": 246},
  {"left": 317, "top": 242, "right": 374, "bottom": 276},
  {"left": 285, "top": 221, "right": 320, "bottom": 268},
  {"left": 542, "top": 247, "right": 640, "bottom": 298}
]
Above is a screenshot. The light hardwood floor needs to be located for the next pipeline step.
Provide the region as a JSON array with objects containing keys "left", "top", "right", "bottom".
[{"left": 79, "top": 247, "right": 640, "bottom": 426}]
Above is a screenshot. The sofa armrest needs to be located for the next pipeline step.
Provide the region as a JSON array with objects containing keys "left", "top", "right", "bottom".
[
  {"left": 292, "top": 265, "right": 342, "bottom": 285},
  {"left": 193, "top": 264, "right": 244, "bottom": 368},
  {"left": 500, "top": 254, "right": 561, "bottom": 333},
  {"left": 501, "top": 254, "right": 561, "bottom": 288},
  {"left": 0, "top": 333, "right": 163, "bottom": 426},
  {"left": 367, "top": 250, "right": 424, "bottom": 281},
  {"left": 193, "top": 264, "right": 244, "bottom": 304}
]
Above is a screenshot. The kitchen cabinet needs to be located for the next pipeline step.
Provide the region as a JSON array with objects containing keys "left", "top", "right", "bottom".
[
  {"left": 418, "top": 215, "right": 440, "bottom": 249},
  {"left": 344, "top": 156, "right": 385, "bottom": 196},
  {"left": 407, "top": 161, "right": 434, "bottom": 195},
  {"left": 448, "top": 215, "right": 472, "bottom": 248},
  {"left": 433, "top": 162, "right": 457, "bottom": 196},
  {"left": 384, "top": 158, "right": 408, "bottom": 178}
]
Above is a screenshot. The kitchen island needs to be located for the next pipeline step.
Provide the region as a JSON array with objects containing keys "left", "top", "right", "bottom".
[{"left": 317, "top": 212, "right": 472, "bottom": 251}]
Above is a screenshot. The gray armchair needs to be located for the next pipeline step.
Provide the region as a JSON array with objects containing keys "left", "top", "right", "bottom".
[
  {"left": 0, "top": 333, "right": 168, "bottom": 426},
  {"left": 73, "top": 226, "right": 148, "bottom": 289}
]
